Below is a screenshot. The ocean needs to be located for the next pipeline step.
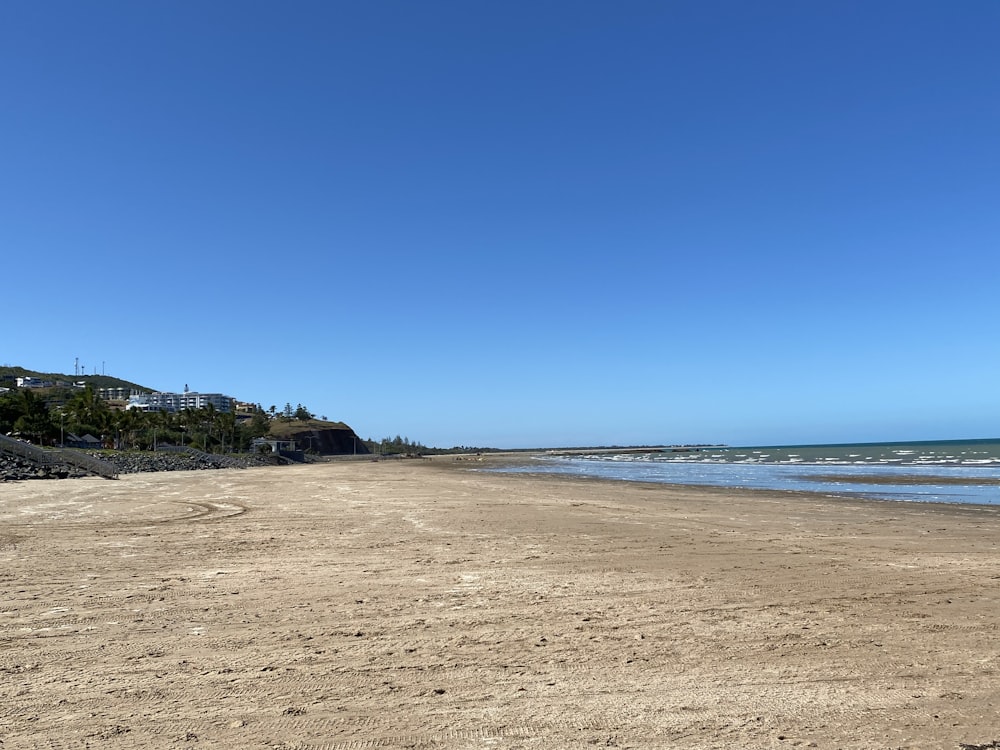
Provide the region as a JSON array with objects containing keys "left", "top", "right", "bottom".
[{"left": 490, "top": 439, "right": 1000, "bottom": 506}]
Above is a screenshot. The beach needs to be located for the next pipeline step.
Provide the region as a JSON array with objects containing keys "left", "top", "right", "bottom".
[{"left": 2, "top": 458, "right": 999, "bottom": 749}]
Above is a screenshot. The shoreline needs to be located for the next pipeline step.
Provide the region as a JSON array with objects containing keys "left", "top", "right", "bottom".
[
  {"left": 3, "top": 460, "right": 1000, "bottom": 748},
  {"left": 441, "top": 451, "right": 1000, "bottom": 513}
]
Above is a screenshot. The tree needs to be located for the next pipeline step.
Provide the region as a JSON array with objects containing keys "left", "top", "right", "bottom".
[
  {"left": 112, "top": 408, "right": 142, "bottom": 450},
  {"left": 294, "top": 404, "right": 312, "bottom": 421},
  {"left": 248, "top": 412, "right": 270, "bottom": 440},
  {"left": 0, "top": 390, "right": 23, "bottom": 434},
  {"left": 155, "top": 408, "right": 173, "bottom": 446},
  {"left": 201, "top": 402, "right": 217, "bottom": 451},
  {"left": 179, "top": 407, "right": 196, "bottom": 446},
  {"left": 65, "top": 384, "right": 109, "bottom": 436},
  {"left": 218, "top": 411, "right": 236, "bottom": 453},
  {"left": 10, "top": 389, "right": 54, "bottom": 443}
]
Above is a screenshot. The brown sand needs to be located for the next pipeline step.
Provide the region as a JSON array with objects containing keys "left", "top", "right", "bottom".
[{"left": 2, "top": 457, "right": 999, "bottom": 749}]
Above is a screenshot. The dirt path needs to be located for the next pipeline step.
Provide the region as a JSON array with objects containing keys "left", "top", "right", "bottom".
[{"left": 2, "top": 460, "right": 999, "bottom": 749}]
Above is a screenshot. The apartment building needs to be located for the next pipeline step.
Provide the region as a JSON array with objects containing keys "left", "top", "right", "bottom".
[
  {"left": 126, "top": 391, "right": 235, "bottom": 414},
  {"left": 98, "top": 387, "right": 144, "bottom": 401}
]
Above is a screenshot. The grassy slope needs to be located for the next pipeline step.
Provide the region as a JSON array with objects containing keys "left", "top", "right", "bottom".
[{"left": 265, "top": 418, "right": 352, "bottom": 437}]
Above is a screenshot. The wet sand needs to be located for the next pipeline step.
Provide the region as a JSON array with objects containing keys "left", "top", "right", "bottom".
[{"left": 2, "top": 457, "right": 1000, "bottom": 749}]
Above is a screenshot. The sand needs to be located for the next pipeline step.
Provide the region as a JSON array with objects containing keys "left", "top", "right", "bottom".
[{"left": 2, "top": 457, "right": 999, "bottom": 749}]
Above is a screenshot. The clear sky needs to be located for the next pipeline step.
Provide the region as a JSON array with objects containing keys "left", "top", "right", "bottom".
[{"left": 3, "top": 1, "right": 998, "bottom": 449}]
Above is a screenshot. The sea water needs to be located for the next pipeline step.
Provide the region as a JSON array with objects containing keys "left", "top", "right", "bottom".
[{"left": 491, "top": 439, "right": 1000, "bottom": 506}]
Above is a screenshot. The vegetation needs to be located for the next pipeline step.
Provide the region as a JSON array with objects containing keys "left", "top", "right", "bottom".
[
  {"left": 1, "top": 366, "right": 501, "bottom": 456},
  {"left": 361, "top": 435, "right": 503, "bottom": 456},
  {"left": 362, "top": 435, "right": 427, "bottom": 456},
  {"left": 0, "top": 365, "right": 147, "bottom": 393},
  {"left": 0, "top": 384, "right": 270, "bottom": 453},
  {"left": 266, "top": 417, "right": 350, "bottom": 439}
]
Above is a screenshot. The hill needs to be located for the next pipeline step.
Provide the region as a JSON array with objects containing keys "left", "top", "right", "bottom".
[
  {"left": 266, "top": 418, "right": 350, "bottom": 436},
  {"left": 0, "top": 366, "right": 152, "bottom": 393},
  {"left": 266, "top": 418, "right": 369, "bottom": 455},
  {"left": 2, "top": 366, "right": 369, "bottom": 455}
]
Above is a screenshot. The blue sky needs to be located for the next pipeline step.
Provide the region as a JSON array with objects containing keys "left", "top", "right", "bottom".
[{"left": 3, "top": 1, "right": 998, "bottom": 448}]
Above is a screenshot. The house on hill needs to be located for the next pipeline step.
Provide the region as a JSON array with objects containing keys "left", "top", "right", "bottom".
[{"left": 16, "top": 377, "right": 53, "bottom": 388}]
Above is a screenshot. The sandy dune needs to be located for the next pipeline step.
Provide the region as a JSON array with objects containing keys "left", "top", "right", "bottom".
[{"left": 2, "top": 458, "right": 999, "bottom": 749}]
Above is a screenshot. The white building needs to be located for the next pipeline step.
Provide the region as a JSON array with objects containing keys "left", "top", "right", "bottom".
[
  {"left": 16, "top": 377, "right": 52, "bottom": 388},
  {"left": 127, "top": 391, "right": 235, "bottom": 414},
  {"left": 98, "top": 386, "right": 144, "bottom": 401}
]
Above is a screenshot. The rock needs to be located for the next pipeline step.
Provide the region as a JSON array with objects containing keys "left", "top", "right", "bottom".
[{"left": 0, "top": 449, "right": 277, "bottom": 482}]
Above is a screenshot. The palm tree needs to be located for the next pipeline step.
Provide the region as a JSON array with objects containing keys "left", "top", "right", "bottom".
[
  {"left": 65, "top": 384, "right": 109, "bottom": 436},
  {"left": 179, "top": 407, "right": 195, "bottom": 447},
  {"left": 202, "top": 403, "right": 217, "bottom": 452},
  {"left": 151, "top": 408, "right": 172, "bottom": 450},
  {"left": 217, "top": 410, "right": 236, "bottom": 453},
  {"left": 11, "top": 389, "right": 54, "bottom": 444},
  {"left": 112, "top": 408, "right": 141, "bottom": 450}
]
